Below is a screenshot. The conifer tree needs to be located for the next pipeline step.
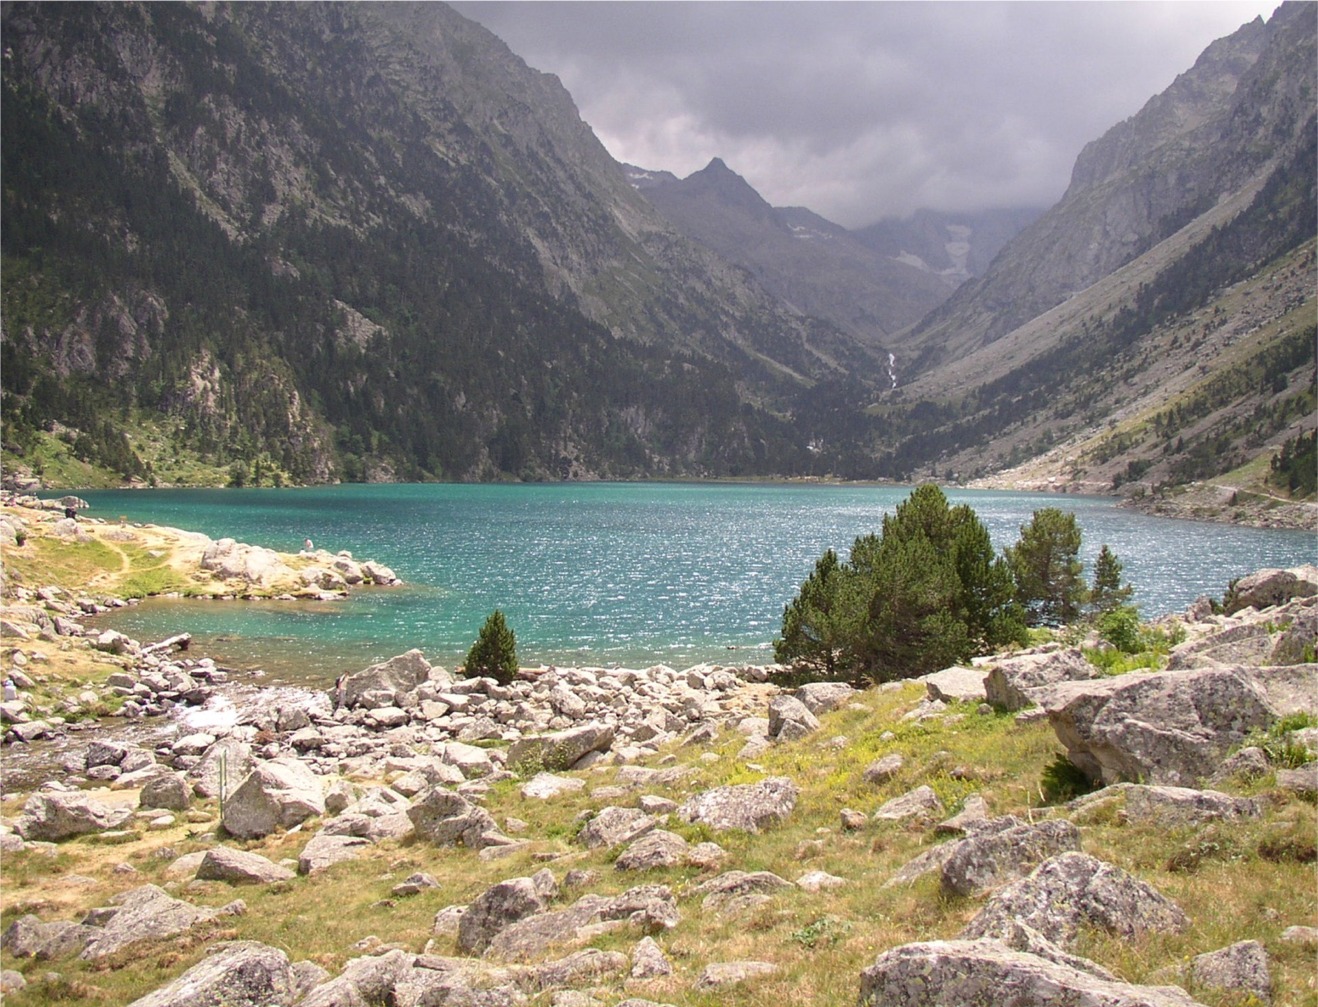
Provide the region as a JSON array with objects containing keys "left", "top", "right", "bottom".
[
  {"left": 465, "top": 609, "right": 518, "bottom": 685},
  {"left": 1088, "top": 544, "right": 1133, "bottom": 617},
  {"left": 1006, "top": 507, "right": 1085, "bottom": 626}
]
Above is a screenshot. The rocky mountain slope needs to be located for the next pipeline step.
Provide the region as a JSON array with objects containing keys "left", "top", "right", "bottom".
[
  {"left": 630, "top": 159, "right": 958, "bottom": 349},
  {"left": 851, "top": 206, "right": 1044, "bottom": 288},
  {"left": 0, "top": 1, "right": 885, "bottom": 485}
]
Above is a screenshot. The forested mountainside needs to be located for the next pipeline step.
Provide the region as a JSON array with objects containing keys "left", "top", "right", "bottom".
[
  {"left": 1, "top": 1, "right": 886, "bottom": 486},
  {"left": 0, "top": 0, "right": 1314, "bottom": 502}
]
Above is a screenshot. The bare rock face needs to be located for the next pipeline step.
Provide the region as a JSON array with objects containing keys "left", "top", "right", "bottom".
[
  {"left": 15, "top": 791, "right": 134, "bottom": 841},
  {"left": 124, "top": 941, "right": 296, "bottom": 1007},
  {"left": 982, "top": 648, "right": 1098, "bottom": 712},
  {"left": 1042, "top": 666, "right": 1284, "bottom": 786},
  {"left": 962, "top": 852, "right": 1188, "bottom": 949},
  {"left": 940, "top": 820, "right": 1081, "bottom": 897},
  {"left": 858, "top": 940, "right": 1207, "bottom": 1007},
  {"left": 678, "top": 777, "right": 798, "bottom": 833},
  {"left": 221, "top": 758, "right": 326, "bottom": 839}
]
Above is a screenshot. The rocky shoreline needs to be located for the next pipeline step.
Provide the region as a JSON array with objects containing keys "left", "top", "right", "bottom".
[{"left": 1, "top": 495, "right": 1316, "bottom": 1006}]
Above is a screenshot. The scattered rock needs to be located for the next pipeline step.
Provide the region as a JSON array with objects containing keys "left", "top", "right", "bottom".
[
  {"left": 858, "top": 940, "right": 1206, "bottom": 1007},
  {"left": 678, "top": 776, "right": 798, "bottom": 833},
  {"left": 578, "top": 807, "right": 657, "bottom": 850},
  {"left": 1190, "top": 940, "right": 1272, "bottom": 1004},
  {"left": 982, "top": 648, "right": 1098, "bottom": 711},
  {"left": 873, "top": 784, "right": 944, "bottom": 824},
  {"left": 693, "top": 960, "right": 779, "bottom": 990},
  {"left": 124, "top": 941, "right": 296, "bottom": 1007},
  {"left": 221, "top": 757, "right": 326, "bottom": 839},
  {"left": 15, "top": 791, "right": 134, "bottom": 841},
  {"left": 940, "top": 820, "right": 1081, "bottom": 897},
  {"left": 921, "top": 665, "right": 988, "bottom": 704},
  {"left": 196, "top": 846, "right": 297, "bottom": 885}
]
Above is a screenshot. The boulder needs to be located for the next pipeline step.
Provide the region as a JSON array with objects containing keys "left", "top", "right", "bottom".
[
  {"left": 873, "top": 784, "right": 944, "bottom": 824},
  {"left": 1190, "top": 940, "right": 1272, "bottom": 1004},
  {"left": 578, "top": 807, "right": 657, "bottom": 850},
  {"left": 15, "top": 791, "right": 134, "bottom": 841},
  {"left": 962, "top": 852, "right": 1188, "bottom": 949},
  {"left": 677, "top": 776, "right": 798, "bottom": 833},
  {"left": 457, "top": 870, "right": 558, "bottom": 955},
  {"left": 81, "top": 885, "right": 224, "bottom": 960},
  {"left": 630, "top": 935, "right": 672, "bottom": 978},
  {"left": 125, "top": 941, "right": 296, "bottom": 1007},
  {"left": 768, "top": 694, "right": 820, "bottom": 741},
  {"left": 615, "top": 830, "right": 690, "bottom": 871},
  {"left": 1042, "top": 666, "right": 1291, "bottom": 786},
  {"left": 863, "top": 752, "right": 905, "bottom": 785},
  {"left": 793, "top": 681, "right": 855, "bottom": 716},
  {"left": 139, "top": 772, "right": 192, "bottom": 812},
  {"left": 1, "top": 915, "right": 97, "bottom": 959},
  {"left": 221, "top": 758, "right": 326, "bottom": 839},
  {"left": 507, "top": 722, "right": 616, "bottom": 772},
  {"left": 201, "top": 538, "right": 294, "bottom": 588},
  {"left": 858, "top": 940, "right": 1206, "bottom": 1007},
  {"left": 196, "top": 846, "right": 296, "bottom": 885},
  {"left": 922, "top": 665, "right": 988, "bottom": 704},
  {"left": 694, "top": 870, "right": 793, "bottom": 915},
  {"left": 333, "top": 649, "right": 431, "bottom": 710},
  {"left": 484, "top": 885, "right": 679, "bottom": 962},
  {"left": 983, "top": 648, "right": 1098, "bottom": 711},
  {"left": 940, "top": 820, "right": 1081, "bottom": 897},
  {"left": 297, "top": 833, "right": 371, "bottom": 876},
  {"left": 694, "top": 961, "right": 780, "bottom": 991},
  {"left": 1226, "top": 566, "right": 1318, "bottom": 614},
  {"left": 191, "top": 737, "right": 257, "bottom": 799},
  {"left": 1122, "top": 785, "right": 1262, "bottom": 827},
  {"left": 520, "top": 772, "right": 586, "bottom": 800},
  {"left": 407, "top": 786, "right": 509, "bottom": 850}
]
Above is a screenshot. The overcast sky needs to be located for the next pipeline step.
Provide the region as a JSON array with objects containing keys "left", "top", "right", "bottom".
[{"left": 449, "top": 1, "right": 1280, "bottom": 228}]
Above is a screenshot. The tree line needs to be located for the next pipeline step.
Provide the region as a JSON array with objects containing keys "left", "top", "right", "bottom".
[{"left": 774, "top": 485, "right": 1132, "bottom": 684}]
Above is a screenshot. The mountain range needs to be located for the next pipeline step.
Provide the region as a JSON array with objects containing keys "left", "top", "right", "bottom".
[{"left": 1, "top": 0, "right": 1313, "bottom": 505}]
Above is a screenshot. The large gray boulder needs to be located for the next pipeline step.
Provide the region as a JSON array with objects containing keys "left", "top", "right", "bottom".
[
  {"left": 921, "top": 665, "right": 988, "bottom": 704},
  {"left": 1225, "top": 566, "right": 1318, "bottom": 614},
  {"left": 191, "top": 737, "right": 257, "bottom": 799},
  {"left": 1, "top": 915, "right": 97, "bottom": 960},
  {"left": 484, "top": 885, "right": 679, "bottom": 962},
  {"left": 858, "top": 940, "right": 1207, "bottom": 1007},
  {"left": 962, "top": 852, "right": 1188, "bottom": 949},
  {"left": 201, "top": 538, "right": 294, "bottom": 588},
  {"left": 15, "top": 791, "right": 134, "bottom": 841},
  {"left": 940, "top": 820, "right": 1081, "bottom": 897},
  {"left": 873, "top": 784, "right": 945, "bottom": 824},
  {"left": 1190, "top": 940, "right": 1272, "bottom": 1004},
  {"left": 297, "top": 833, "right": 372, "bottom": 876},
  {"left": 577, "top": 807, "right": 657, "bottom": 850},
  {"left": 196, "top": 846, "right": 296, "bottom": 885},
  {"left": 407, "top": 786, "right": 510, "bottom": 850},
  {"left": 507, "top": 722, "right": 616, "bottom": 772},
  {"left": 983, "top": 648, "right": 1098, "bottom": 711},
  {"left": 125, "top": 941, "right": 297, "bottom": 1007},
  {"left": 768, "top": 693, "right": 820, "bottom": 741},
  {"left": 793, "top": 681, "right": 855, "bottom": 716},
  {"left": 678, "top": 777, "right": 798, "bottom": 833},
  {"left": 457, "top": 870, "right": 558, "bottom": 955},
  {"left": 333, "top": 649, "right": 434, "bottom": 710},
  {"left": 81, "top": 885, "right": 224, "bottom": 960},
  {"left": 1042, "top": 666, "right": 1307, "bottom": 787},
  {"left": 1122, "top": 785, "right": 1262, "bottom": 827},
  {"left": 139, "top": 772, "right": 192, "bottom": 812},
  {"left": 221, "top": 758, "right": 326, "bottom": 839}
]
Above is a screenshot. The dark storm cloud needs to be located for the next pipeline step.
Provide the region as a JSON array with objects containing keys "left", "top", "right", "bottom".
[{"left": 449, "top": 1, "right": 1278, "bottom": 228}]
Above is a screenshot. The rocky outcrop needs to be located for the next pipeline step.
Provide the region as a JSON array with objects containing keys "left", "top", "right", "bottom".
[
  {"left": 1042, "top": 665, "right": 1315, "bottom": 786},
  {"left": 962, "top": 852, "right": 1188, "bottom": 948},
  {"left": 940, "top": 820, "right": 1081, "bottom": 897},
  {"left": 125, "top": 941, "right": 297, "bottom": 1007},
  {"left": 483, "top": 885, "right": 679, "bottom": 961},
  {"left": 858, "top": 940, "right": 1207, "bottom": 1007},
  {"left": 220, "top": 757, "right": 326, "bottom": 838},
  {"left": 982, "top": 647, "right": 1098, "bottom": 711},
  {"left": 14, "top": 790, "right": 134, "bottom": 841},
  {"left": 332, "top": 649, "right": 442, "bottom": 711},
  {"left": 1225, "top": 566, "right": 1318, "bottom": 614},
  {"left": 80, "top": 885, "right": 235, "bottom": 960},
  {"left": 678, "top": 777, "right": 798, "bottom": 833}
]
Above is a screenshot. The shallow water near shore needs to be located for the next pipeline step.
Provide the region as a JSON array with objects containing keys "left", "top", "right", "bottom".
[{"left": 78, "top": 482, "right": 1315, "bottom": 687}]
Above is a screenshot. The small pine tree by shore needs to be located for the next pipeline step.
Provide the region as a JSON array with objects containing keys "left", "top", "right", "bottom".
[{"left": 465, "top": 609, "right": 518, "bottom": 684}]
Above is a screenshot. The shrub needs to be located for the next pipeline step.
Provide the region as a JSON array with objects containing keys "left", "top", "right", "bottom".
[
  {"left": 1099, "top": 606, "right": 1144, "bottom": 654},
  {"left": 464, "top": 609, "right": 518, "bottom": 684}
]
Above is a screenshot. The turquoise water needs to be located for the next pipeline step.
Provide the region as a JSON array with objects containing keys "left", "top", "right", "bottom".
[{"left": 77, "top": 483, "right": 1315, "bottom": 685}]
